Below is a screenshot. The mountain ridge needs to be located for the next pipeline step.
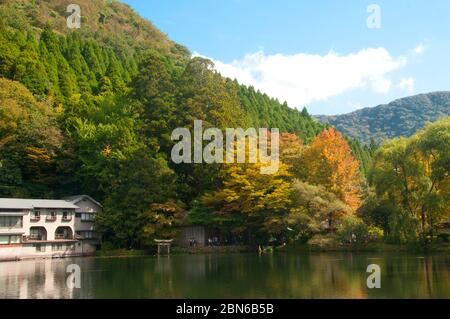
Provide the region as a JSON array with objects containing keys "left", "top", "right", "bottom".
[{"left": 316, "top": 91, "right": 450, "bottom": 144}]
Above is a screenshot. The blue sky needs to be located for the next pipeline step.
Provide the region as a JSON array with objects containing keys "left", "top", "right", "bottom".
[{"left": 122, "top": 0, "right": 450, "bottom": 115}]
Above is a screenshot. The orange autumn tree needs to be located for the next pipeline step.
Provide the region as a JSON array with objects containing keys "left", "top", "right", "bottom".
[{"left": 300, "top": 128, "right": 363, "bottom": 211}]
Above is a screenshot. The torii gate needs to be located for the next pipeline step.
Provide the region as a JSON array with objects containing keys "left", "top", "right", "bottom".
[{"left": 154, "top": 239, "right": 173, "bottom": 255}]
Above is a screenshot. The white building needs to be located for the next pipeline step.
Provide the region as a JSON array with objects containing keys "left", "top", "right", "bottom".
[{"left": 0, "top": 196, "right": 102, "bottom": 261}]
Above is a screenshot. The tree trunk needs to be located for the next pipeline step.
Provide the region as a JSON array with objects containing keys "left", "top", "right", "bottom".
[
  {"left": 421, "top": 206, "right": 426, "bottom": 234},
  {"left": 328, "top": 213, "right": 333, "bottom": 233}
]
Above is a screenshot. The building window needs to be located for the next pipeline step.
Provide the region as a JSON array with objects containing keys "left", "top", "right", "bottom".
[
  {"left": 0, "top": 236, "right": 9, "bottom": 245},
  {"left": 29, "top": 227, "right": 47, "bottom": 240},
  {"left": 52, "top": 243, "right": 65, "bottom": 251},
  {"left": 80, "top": 213, "right": 95, "bottom": 222},
  {"left": 34, "top": 244, "right": 46, "bottom": 252},
  {"left": 0, "top": 235, "right": 21, "bottom": 245},
  {"left": 10, "top": 235, "right": 20, "bottom": 244},
  {"left": 0, "top": 216, "right": 23, "bottom": 228},
  {"left": 55, "top": 227, "right": 72, "bottom": 240},
  {"left": 30, "top": 228, "right": 39, "bottom": 239},
  {"left": 62, "top": 211, "right": 72, "bottom": 221},
  {"left": 76, "top": 231, "right": 96, "bottom": 239},
  {"left": 31, "top": 210, "right": 40, "bottom": 221},
  {"left": 46, "top": 210, "right": 57, "bottom": 221}
]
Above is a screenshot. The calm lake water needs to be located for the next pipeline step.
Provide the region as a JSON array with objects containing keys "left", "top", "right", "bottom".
[{"left": 0, "top": 252, "right": 449, "bottom": 298}]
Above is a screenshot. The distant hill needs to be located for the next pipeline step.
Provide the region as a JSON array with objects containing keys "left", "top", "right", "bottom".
[{"left": 316, "top": 92, "right": 450, "bottom": 144}]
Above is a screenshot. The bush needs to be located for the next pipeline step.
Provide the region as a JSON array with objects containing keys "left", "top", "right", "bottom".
[
  {"left": 437, "top": 232, "right": 450, "bottom": 243},
  {"left": 99, "top": 241, "right": 115, "bottom": 251},
  {"left": 307, "top": 234, "right": 337, "bottom": 248},
  {"left": 367, "top": 225, "right": 384, "bottom": 242},
  {"left": 336, "top": 216, "right": 368, "bottom": 244}
]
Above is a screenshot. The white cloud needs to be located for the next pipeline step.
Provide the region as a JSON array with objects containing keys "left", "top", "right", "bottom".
[
  {"left": 413, "top": 44, "right": 426, "bottom": 55},
  {"left": 197, "top": 48, "right": 407, "bottom": 108},
  {"left": 398, "top": 77, "right": 415, "bottom": 93}
]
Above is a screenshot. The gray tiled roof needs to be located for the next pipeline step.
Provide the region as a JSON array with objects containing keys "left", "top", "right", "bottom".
[
  {"left": 0, "top": 198, "right": 78, "bottom": 209},
  {"left": 63, "top": 195, "right": 103, "bottom": 208}
]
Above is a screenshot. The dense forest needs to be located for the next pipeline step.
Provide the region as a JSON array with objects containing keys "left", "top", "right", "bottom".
[
  {"left": 317, "top": 91, "right": 450, "bottom": 144},
  {"left": 0, "top": 0, "right": 448, "bottom": 249}
]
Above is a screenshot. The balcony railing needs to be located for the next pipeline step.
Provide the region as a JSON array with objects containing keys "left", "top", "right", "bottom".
[
  {"left": 30, "top": 216, "right": 40, "bottom": 222},
  {"left": 28, "top": 235, "right": 46, "bottom": 241},
  {"left": 62, "top": 216, "right": 72, "bottom": 222},
  {"left": 55, "top": 234, "right": 73, "bottom": 240},
  {"left": 0, "top": 224, "right": 23, "bottom": 229},
  {"left": 46, "top": 215, "right": 57, "bottom": 222}
]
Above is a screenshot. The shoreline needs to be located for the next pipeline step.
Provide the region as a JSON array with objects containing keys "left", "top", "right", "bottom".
[
  {"left": 1, "top": 243, "right": 447, "bottom": 263},
  {"left": 93, "top": 243, "right": 449, "bottom": 258}
]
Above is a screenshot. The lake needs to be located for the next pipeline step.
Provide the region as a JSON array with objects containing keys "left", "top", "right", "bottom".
[{"left": 0, "top": 252, "right": 448, "bottom": 298}]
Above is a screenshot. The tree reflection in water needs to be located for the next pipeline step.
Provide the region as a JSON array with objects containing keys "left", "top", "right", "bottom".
[{"left": 0, "top": 253, "right": 448, "bottom": 298}]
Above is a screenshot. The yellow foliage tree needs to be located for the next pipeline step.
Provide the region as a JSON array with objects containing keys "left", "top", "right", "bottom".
[
  {"left": 279, "top": 132, "right": 304, "bottom": 178},
  {"left": 202, "top": 138, "right": 292, "bottom": 244}
]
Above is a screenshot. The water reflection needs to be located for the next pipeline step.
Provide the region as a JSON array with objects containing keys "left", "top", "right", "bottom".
[
  {"left": 0, "top": 259, "right": 76, "bottom": 298},
  {"left": 0, "top": 253, "right": 448, "bottom": 298}
]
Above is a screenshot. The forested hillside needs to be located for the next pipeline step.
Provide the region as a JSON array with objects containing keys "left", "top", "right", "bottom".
[
  {"left": 1, "top": 0, "right": 446, "bottom": 249},
  {"left": 0, "top": 0, "right": 190, "bottom": 61},
  {"left": 0, "top": 0, "right": 332, "bottom": 198},
  {"left": 237, "top": 85, "right": 322, "bottom": 141},
  {"left": 317, "top": 92, "right": 450, "bottom": 144}
]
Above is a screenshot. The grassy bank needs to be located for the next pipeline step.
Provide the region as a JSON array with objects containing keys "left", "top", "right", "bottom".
[
  {"left": 94, "top": 248, "right": 150, "bottom": 258},
  {"left": 279, "top": 242, "right": 450, "bottom": 253},
  {"left": 94, "top": 245, "right": 254, "bottom": 257},
  {"left": 93, "top": 242, "right": 449, "bottom": 257},
  {"left": 171, "top": 245, "right": 253, "bottom": 254}
]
